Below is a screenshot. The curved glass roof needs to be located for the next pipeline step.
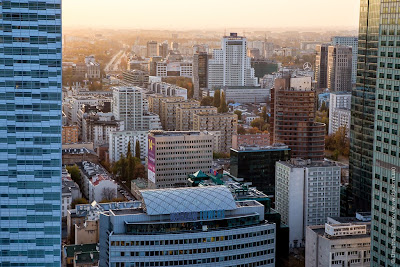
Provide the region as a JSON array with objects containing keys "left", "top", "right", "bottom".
[{"left": 140, "top": 186, "right": 237, "bottom": 215}]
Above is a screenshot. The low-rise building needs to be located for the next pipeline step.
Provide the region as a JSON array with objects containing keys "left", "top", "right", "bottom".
[
  {"left": 221, "top": 86, "right": 269, "bottom": 104},
  {"left": 192, "top": 113, "right": 238, "bottom": 152},
  {"left": 99, "top": 186, "right": 276, "bottom": 267},
  {"left": 147, "top": 131, "right": 214, "bottom": 188},
  {"left": 122, "top": 69, "right": 149, "bottom": 88},
  {"left": 62, "top": 179, "right": 82, "bottom": 218},
  {"left": 155, "top": 61, "right": 193, "bottom": 78},
  {"left": 306, "top": 213, "right": 371, "bottom": 267},
  {"left": 62, "top": 125, "right": 79, "bottom": 144},
  {"left": 232, "top": 133, "right": 271, "bottom": 149},
  {"left": 275, "top": 158, "right": 341, "bottom": 248},
  {"left": 149, "top": 82, "right": 188, "bottom": 100},
  {"left": 63, "top": 243, "right": 99, "bottom": 267}
]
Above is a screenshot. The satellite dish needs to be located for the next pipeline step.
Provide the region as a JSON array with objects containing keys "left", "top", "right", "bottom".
[{"left": 303, "top": 62, "right": 312, "bottom": 71}]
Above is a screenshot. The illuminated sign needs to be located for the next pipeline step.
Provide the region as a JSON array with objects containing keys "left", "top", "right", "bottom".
[{"left": 170, "top": 210, "right": 225, "bottom": 222}]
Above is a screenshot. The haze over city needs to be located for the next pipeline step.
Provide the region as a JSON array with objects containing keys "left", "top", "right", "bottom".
[{"left": 63, "top": 0, "right": 361, "bottom": 30}]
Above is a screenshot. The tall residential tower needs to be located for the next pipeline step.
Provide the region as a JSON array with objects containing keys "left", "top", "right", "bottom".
[{"left": 0, "top": 0, "right": 62, "bottom": 265}]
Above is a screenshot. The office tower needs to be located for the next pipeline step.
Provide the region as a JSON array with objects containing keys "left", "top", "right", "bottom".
[
  {"left": 315, "top": 44, "right": 329, "bottom": 89},
  {"left": 175, "top": 106, "right": 217, "bottom": 131},
  {"left": 370, "top": 1, "right": 400, "bottom": 265},
  {"left": 192, "top": 113, "right": 238, "bottom": 153},
  {"left": 208, "top": 33, "right": 258, "bottom": 89},
  {"left": 193, "top": 52, "right": 208, "bottom": 99},
  {"left": 328, "top": 92, "right": 352, "bottom": 136},
  {"left": 230, "top": 145, "right": 291, "bottom": 196},
  {"left": 158, "top": 42, "right": 169, "bottom": 58},
  {"left": 146, "top": 41, "right": 158, "bottom": 58},
  {"left": 306, "top": 214, "right": 371, "bottom": 267},
  {"left": 147, "top": 131, "right": 213, "bottom": 188},
  {"left": 0, "top": 0, "right": 62, "bottom": 265},
  {"left": 275, "top": 159, "right": 341, "bottom": 248},
  {"left": 327, "top": 45, "right": 353, "bottom": 92},
  {"left": 332, "top": 36, "right": 359, "bottom": 84},
  {"left": 349, "top": 0, "right": 381, "bottom": 215},
  {"left": 270, "top": 77, "right": 325, "bottom": 161},
  {"left": 112, "top": 87, "right": 144, "bottom": 131},
  {"left": 99, "top": 186, "right": 276, "bottom": 267}
]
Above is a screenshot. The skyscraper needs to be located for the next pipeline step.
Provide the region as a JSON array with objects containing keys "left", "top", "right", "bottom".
[
  {"left": 208, "top": 33, "right": 258, "bottom": 89},
  {"left": 271, "top": 77, "right": 326, "bottom": 161},
  {"left": 349, "top": 0, "right": 380, "bottom": 214},
  {"left": 193, "top": 52, "right": 208, "bottom": 99},
  {"left": 0, "top": 0, "right": 62, "bottom": 265},
  {"left": 332, "top": 36, "right": 359, "bottom": 84},
  {"left": 146, "top": 41, "right": 158, "bottom": 58},
  {"left": 315, "top": 44, "right": 329, "bottom": 89},
  {"left": 327, "top": 45, "right": 353, "bottom": 92},
  {"left": 369, "top": 1, "right": 400, "bottom": 265}
]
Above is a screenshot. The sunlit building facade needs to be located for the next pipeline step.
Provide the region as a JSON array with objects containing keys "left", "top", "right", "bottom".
[{"left": 0, "top": 0, "right": 62, "bottom": 265}]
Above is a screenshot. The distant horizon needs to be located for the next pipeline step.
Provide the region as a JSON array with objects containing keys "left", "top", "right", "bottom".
[{"left": 63, "top": 0, "right": 360, "bottom": 31}]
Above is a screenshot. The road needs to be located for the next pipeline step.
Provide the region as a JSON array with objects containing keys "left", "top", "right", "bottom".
[{"left": 104, "top": 50, "right": 124, "bottom": 73}]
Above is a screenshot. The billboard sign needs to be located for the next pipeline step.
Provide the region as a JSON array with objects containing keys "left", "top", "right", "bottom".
[{"left": 148, "top": 135, "right": 156, "bottom": 184}]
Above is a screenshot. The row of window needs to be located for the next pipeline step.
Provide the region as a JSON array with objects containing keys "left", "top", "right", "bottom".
[{"left": 111, "top": 251, "right": 274, "bottom": 267}]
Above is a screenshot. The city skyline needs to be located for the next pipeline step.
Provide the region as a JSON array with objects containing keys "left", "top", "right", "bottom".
[{"left": 63, "top": 0, "right": 361, "bottom": 30}]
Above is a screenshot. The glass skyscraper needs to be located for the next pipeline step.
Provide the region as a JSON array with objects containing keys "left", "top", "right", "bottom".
[
  {"left": 0, "top": 1, "right": 62, "bottom": 266},
  {"left": 349, "top": 0, "right": 381, "bottom": 213},
  {"left": 371, "top": 1, "right": 400, "bottom": 266}
]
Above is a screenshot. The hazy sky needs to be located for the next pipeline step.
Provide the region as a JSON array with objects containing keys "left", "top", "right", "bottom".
[{"left": 63, "top": 0, "right": 360, "bottom": 30}]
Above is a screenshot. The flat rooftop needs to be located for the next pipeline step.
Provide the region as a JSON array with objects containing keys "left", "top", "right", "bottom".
[{"left": 149, "top": 130, "right": 203, "bottom": 137}]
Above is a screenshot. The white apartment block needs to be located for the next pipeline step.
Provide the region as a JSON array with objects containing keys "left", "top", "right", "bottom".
[
  {"left": 147, "top": 131, "right": 214, "bottom": 189},
  {"left": 63, "top": 96, "right": 99, "bottom": 125},
  {"left": 149, "top": 82, "right": 188, "bottom": 100},
  {"left": 155, "top": 62, "right": 193, "bottom": 78},
  {"left": 192, "top": 113, "right": 238, "bottom": 153},
  {"left": 329, "top": 92, "right": 352, "bottom": 136},
  {"left": 112, "top": 86, "right": 144, "bottom": 131},
  {"left": 221, "top": 86, "right": 269, "bottom": 104},
  {"left": 109, "top": 131, "right": 148, "bottom": 162},
  {"left": 306, "top": 219, "right": 371, "bottom": 267},
  {"left": 208, "top": 33, "right": 258, "bottom": 89},
  {"left": 275, "top": 158, "right": 341, "bottom": 248},
  {"left": 332, "top": 36, "right": 358, "bottom": 84}
]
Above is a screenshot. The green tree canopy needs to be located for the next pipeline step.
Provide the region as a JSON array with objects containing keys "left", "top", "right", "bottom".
[
  {"left": 200, "top": 96, "right": 214, "bottom": 106},
  {"left": 135, "top": 140, "right": 141, "bottom": 159},
  {"left": 234, "top": 110, "right": 242, "bottom": 120},
  {"left": 218, "top": 92, "right": 228, "bottom": 113},
  {"left": 213, "top": 89, "right": 221, "bottom": 108}
]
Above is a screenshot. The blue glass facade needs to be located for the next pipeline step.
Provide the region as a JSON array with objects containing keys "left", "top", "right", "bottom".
[{"left": 0, "top": 1, "right": 62, "bottom": 266}]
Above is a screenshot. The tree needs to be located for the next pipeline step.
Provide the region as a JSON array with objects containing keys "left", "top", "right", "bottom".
[
  {"left": 66, "top": 165, "right": 81, "bottom": 186},
  {"left": 218, "top": 92, "right": 228, "bottom": 113},
  {"left": 200, "top": 96, "right": 214, "bottom": 106},
  {"left": 101, "top": 188, "right": 116, "bottom": 202},
  {"left": 320, "top": 101, "right": 328, "bottom": 112},
  {"left": 135, "top": 140, "right": 141, "bottom": 159},
  {"left": 71, "top": 198, "right": 88, "bottom": 209},
  {"left": 325, "top": 126, "right": 350, "bottom": 159},
  {"left": 250, "top": 118, "right": 266, "bottom": 130},
  {"left": 248, "top": 127, "right": 262, "bottom": 134},
  {"left": 234, "top": 110, "right": 242, "bottom": 120},
  {"left": 213, "top": 89, "right": 221, "bottom": 107},
  {"left": 237, "top": 125, "right": 246, "bottom": 135},
  {"left": 133, "top": 159, "right": 146, "bottom": 179},
  {"left": 126, "top": 141, "right": 132, "bottom": 158},
  {"left": 261, "top": 106, "right": 268, "bottom": 122}
]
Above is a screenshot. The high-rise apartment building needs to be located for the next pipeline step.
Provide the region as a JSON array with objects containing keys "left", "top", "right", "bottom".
[
  {"left": 328, "top": 92, "right": 352, "bottom": 136},
  {"left": 275, "top": 159, "right": 341, "bottom": 248},
  {"left": 332, "top": 36, "right": 359, "bottom": 84},
  {"left": 0, "top": 0, "right": 62, "bottom": 265},
  {"left": 369, "top": 1, "right": 400, "bottom": 265},
  {"left": 192, "top": 113, "right": 238, "bottom": 153},
  {"left": 146, "top": 41, "right": 158, "bottom": 58},
  {"left": 315, "top": 44, "right": 330, "bottom": 89},
  {"left": 349, "top": 0, "right": 380, "bottom": 214},
  {"left": 147, "top": 131, "right": 214, "bottom": 188},
  {"left": 160, "top": 99, "right": 200, "bottom": 130},
  {"left": 193, "top": 52, "right": 208, "bottom": 99},
  {"left": 158, "top": 42, "right": 169, "bottom": 58},
  {"left": 271, "top": 77, "right": 325, "bottom": 161},
  {"left": 327, "top": 45, "right": 353, "bottom": 92},
  {"left": 112, "top": 87, "right": 144, "bottom": 131},
  {"left": 208, "top": 33, "right": 258, "bottom": 89},
  {"left": 109, "top": 131, "right": 148, "bottom": 162}
]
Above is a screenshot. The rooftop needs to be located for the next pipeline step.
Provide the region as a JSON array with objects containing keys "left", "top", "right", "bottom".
[
  {"left": 231, "top": 144, "right": 289, "bottom": 152},
  {"left": 149, "top": 130, "right": 204, "bottom": 137},
  {"left": 140, "top": 186, "right": 237, "bottom": 216},
  {"left": 279, "top": 158, "right": 340, "bottom": 168}
]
